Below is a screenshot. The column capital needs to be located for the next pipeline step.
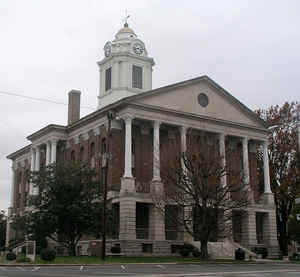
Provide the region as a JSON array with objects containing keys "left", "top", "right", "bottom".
[
  {"left": 180, "top": 126, "right": 188, "bottom": 135},
  {"left": 242, "top": 137, "right": 249, "bottom": 144},
  {"left": 152, "top": 120, "right": 161, "bottom": 129},
  {"left": 122, "top": 115, "right": 134, "bottom": 124},
  {"left": 80, "top": 133, "right": 89, "bottom": 141},
  {"left": 74, "top": 136, "right": 80, "bottom": 145},
  {"left": 51, "top": 138, "right": 58, "bottom": 144},
  {"left": 219, "top": 132, "right": 226, "bottom": 140},
  {"left": 93, "top": 126, "right": 101, "bottom": 136},
  {"left": 263, "top": 140, "right": 269, "bottom": 148},
  {"left": 12, "top": 161, "right": 17, "bottom": 170}
]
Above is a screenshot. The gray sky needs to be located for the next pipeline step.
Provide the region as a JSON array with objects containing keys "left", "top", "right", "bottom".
[{"left": 1, "top": 0, "right": 299, "bottom": 212}]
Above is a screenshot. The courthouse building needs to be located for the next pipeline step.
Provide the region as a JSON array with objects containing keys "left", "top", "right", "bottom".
[{"left": 6, "top": 23, "right": 279, "bottom": 257}]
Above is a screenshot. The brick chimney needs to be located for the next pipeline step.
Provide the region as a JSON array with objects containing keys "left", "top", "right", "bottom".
[{"left": 68, "top": 90, "right": 81, "bottom": 125}]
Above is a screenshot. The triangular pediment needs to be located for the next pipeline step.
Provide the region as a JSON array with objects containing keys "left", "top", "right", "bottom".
[{"left": 130, "top": 77, "right": 266, "bottom": 129}]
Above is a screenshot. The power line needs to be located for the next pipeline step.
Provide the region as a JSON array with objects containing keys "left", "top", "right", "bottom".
[{"left": 0, "top": 90, "right": 95, "bottom": 110}]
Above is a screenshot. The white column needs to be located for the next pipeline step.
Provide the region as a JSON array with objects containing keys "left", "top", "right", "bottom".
[
  {"left": 123, "top": 116, "right": 133, "bottom": 178},
  {"left": 5, "top": 217, "right": 10, "bottom": 248},
  {"left": 180, "top": 126, "right": 187, "bottom": 153},
  {"left": 263, "top": 141, "right": 272, "bottom": 193},
  {"left": 153, "top": 121, "right": 161, "bottom": 181},
  {"left": 180, "top": 126, "right": 187, "bottom": 176},
  {"left": 30, "top": 148, "right": 36, "bottom": 172},
  {"left": 35, "top": 147, "right": 40, "bottom": 171},
  {"left": 51, "top": 139, "right": 58, "bottom": 163},
  {"left": 46, "top": 141, "right": 51, "bottom": 166},
  {"left": 33, "top": 147, "right": 41, "bottom": 196},
  {"left": 10, "top": 164, "right": 16, "bottom": 207},
  {"left": 219, "top": 133, "right": 227, "bottom": 187},
  {"left": 242, "top": 137, "right": 250, "bottom": 186},
  {"left": 30, "top": 148, "right": 36, "bottom": 195}
]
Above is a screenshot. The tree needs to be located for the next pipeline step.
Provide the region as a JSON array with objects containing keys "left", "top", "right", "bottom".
[
  {"left": 14, "top": 162, "right": 103, "bottom": 256},
  {"left": 154, "top": 134, "right": 249, "bottom": 260},
  {"left": 0, "top": 210, "right": 6, "bottom": 249},
  {"left": 257, "top": 102, "right": 300, "bottom": 256}
]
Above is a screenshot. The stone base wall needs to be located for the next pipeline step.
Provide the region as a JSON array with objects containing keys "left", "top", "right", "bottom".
[{"left": 76, "top": 239, "right": 183, "bottom": 256}]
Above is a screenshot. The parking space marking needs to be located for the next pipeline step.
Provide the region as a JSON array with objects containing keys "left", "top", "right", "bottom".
[
  {"left": 157, "top": 264, "right": 166, "bottom": 269},
  {"left": 16, "top": 267, "right": 25, "bottom": 271},
  {"left": 121, "top": 265, "right": 126, "bottom": 270},
  {"left": 32, "top": 267, "right": 40, "bottom": 271},
  {"left": 80, "top": 266, "right": 84, "bottom": 271}
]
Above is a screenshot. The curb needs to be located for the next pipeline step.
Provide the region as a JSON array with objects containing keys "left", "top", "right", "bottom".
[{"left": 0, "top": 261, "right": 291, "bottom": 267}]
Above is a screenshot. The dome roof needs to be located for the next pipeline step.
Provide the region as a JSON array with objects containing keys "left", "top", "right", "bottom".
[{"left": 115, "top": 23, "right": 137, "bottom": 39}]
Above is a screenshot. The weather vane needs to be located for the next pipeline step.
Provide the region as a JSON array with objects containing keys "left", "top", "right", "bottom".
[{"left": 123, "top": 10, "right": 130, "bottom": 27}]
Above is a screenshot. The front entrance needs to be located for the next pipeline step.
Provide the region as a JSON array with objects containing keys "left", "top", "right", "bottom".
[{"left": 136, "top": 203, "right": 149, "bottom": 239}]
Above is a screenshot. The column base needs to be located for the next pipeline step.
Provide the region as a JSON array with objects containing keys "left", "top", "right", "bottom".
[
  {"left": 119, "top": 197, "right": 136, "bottom": 240},
  {"left": 150, "top": 180, "right": 164, "bottom": 195},
  {"left": 120, "top": 177, "right": 135, "bottom": 195},
  {"left": 261, "top": 193, "right": 274, "bottom": 206}
]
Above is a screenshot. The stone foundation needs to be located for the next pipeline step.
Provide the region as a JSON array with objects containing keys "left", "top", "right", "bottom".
[{"left": 77, "top": 239, "right": 183, "bottom": 256}]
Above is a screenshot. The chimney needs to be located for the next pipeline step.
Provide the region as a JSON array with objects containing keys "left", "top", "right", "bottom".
[{"left": 68, "top": 90, "right": 81, "bottom": 125}]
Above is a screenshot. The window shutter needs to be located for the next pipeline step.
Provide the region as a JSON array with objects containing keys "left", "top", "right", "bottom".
[{"left": 132, "top": 65, "right": 143, "bottom": 89}]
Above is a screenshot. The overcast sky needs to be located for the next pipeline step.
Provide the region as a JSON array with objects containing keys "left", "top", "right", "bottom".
[{"left": 0, "top": 0, "right": 299, "bottom": 212}]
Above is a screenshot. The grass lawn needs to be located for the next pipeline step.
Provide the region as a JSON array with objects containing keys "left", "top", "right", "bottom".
[{"left": 35, "top": 256, "right": 209, "bottom": 264}]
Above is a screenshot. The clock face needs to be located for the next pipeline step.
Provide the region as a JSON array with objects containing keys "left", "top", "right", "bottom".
[
  {"left": 104, "top": 42, "right": 112, "bottom": 57},
  {"left": 133, "top": 43, "right": 144, "bottom": 55}
]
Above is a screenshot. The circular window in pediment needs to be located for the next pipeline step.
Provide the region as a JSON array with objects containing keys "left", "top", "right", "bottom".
[{"left": 198, "top": 93, "right": 209, "bottom": 107}]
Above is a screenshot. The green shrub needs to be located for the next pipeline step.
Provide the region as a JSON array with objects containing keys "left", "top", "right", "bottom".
[
  {"left": 40, "top": 248, "right": 56, "bottom": 261},
  {"left": 6, "top": 251, "right": 16, "bottom": 261},
  {"left": 192, "top": 249, "right": 201, "bottom": 258},
  {"left": 16, "top": 255, "right": 31, "bottom": 263},
  {"left": 179, "top": 247, "right": 190, "bottom": 257},
  {"left": 183, "top": 243, "right": 195, "bottom": 251},
  {"left": 179, "top": 243, "right": 198, "bottom": 258}
]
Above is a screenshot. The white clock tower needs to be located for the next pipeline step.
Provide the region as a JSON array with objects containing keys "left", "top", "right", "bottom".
[{"left": 97, "top": 23, "right": 155, "bottom": 109}]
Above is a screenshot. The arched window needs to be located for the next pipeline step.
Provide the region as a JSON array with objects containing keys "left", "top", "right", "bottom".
[
  {"left": 101, "top": 138, "right": 107, "bottom": 154},
  {"left": 79, "top": 146, "right": 84, "bottom": 162},
  {"left": 90, "top": 142, "right": 95, "bottom": 168},
  {"left": 71, "top": 150, "right": 76, "bottom": 162}
]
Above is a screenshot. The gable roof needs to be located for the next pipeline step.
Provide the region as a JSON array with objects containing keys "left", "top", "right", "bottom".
[{"left": 122, "top": 75, "right": 268, "bottom": 128}]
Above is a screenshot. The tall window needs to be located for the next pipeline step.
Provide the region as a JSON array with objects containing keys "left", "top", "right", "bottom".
[
  {"left": 71, "top": 150, "right": 76, "bottom": 162},
  {"left": 132, "top": 65, "right": 143, "bottom": 89},
  {"left": 90, "top": 142, "right": 95, "bottom": 168},
  {"left": 79, "top": 146, "right": 84, "bottom": 162},
  {"left": 105, "top": 67, "right": 112, "bottom": 91},
  {"left": 101, "top": 138, "right": 107, "bottom": 154}
]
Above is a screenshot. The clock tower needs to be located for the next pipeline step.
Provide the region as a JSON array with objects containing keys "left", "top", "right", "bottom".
[{"left": 97, "top": 23, "right": 155, "bottom": 109}]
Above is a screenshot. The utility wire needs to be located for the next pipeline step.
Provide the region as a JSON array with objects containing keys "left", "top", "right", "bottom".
[{"left": 0, "top": 90, "right": 95, "bottom": 110}]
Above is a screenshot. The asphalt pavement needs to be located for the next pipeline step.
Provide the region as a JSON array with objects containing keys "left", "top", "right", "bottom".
[{"left": 0, "top": 263, "right": 300, "bottom": 277}]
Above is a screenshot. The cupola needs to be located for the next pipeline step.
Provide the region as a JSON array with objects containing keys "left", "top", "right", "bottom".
[{"left": 97, "top": 23, "right": 155, "bottom": 110}]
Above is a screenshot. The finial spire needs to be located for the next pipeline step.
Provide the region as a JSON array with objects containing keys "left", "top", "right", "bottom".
[{"left": 123, "top": 10, "right": 130, "bottom": 27}]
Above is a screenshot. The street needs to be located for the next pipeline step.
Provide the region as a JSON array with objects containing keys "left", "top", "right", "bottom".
[{"left": 0, "top": 263, "right": 300, "bottom": 277}]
